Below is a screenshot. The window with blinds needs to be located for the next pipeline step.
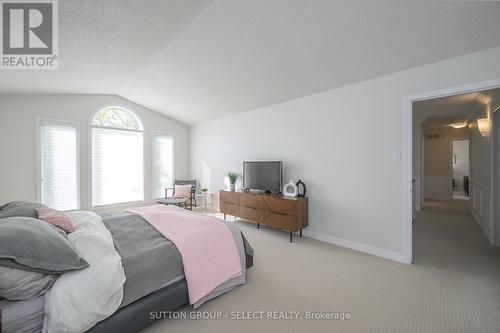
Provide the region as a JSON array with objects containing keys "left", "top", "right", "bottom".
[
  {"left": 39, "top": 121, "right": 79, "bottom": 211},
  {"left": 152, "top": 133, "right": 174, "bottom": 199},
  {"left": 91, "top": 107, "right": 144, "bottom": 206}
]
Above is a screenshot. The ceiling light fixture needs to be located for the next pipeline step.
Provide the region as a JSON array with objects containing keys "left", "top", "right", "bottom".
[{"left": 450, "top": 123, "right": 468, "bottom": 129}]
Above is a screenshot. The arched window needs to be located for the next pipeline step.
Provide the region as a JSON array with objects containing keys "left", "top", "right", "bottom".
[
  {"left": 91, "top": 107, "right": 143, "bottom": 130},
  {"left": 91, "top": 107, "right": 144, "bottom": 206}
]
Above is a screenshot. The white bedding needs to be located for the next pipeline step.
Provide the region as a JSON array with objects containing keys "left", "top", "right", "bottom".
[{"left": 42, "top": 211, "right": 126, "bottom": 333}]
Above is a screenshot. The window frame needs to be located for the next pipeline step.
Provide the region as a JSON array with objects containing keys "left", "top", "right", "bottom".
[
  {"left": 151, "top": 130, "right": 176, "bottom": 200},
  {"left": 36, "top": 117, "right": 81, "bottom": 210},
  {"left": 91, "top": 105, "right": 144, "bottom": 131},
  {"left": 89, "top": 105, "right": 145, "bottom": 209}
]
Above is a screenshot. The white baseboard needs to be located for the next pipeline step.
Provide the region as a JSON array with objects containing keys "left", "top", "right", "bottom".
[{"left": 303, "top": 230, "right": 408, "bottom": 264}]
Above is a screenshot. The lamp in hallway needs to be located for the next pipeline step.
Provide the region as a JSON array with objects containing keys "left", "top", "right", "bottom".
[{"left": 477, "top": 118, "right": 490, "bottom": 137}]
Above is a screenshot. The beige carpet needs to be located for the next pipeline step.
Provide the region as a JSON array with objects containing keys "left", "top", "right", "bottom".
[{"left": 142, "top": 201, "right": 500, "bottom": 333}]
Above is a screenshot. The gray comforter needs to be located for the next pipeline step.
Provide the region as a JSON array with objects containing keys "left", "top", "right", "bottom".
[
  {"left": 101, "top": 212, "right": 185, "bottom": 307},
  {"left": 101, "top": 211, "right": 254, "bottom": 308}
]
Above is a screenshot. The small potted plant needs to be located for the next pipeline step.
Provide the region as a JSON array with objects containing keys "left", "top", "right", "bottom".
[
  {"left": 227, "top": 172, "right": 239, "bottom": 191},
  {"left": 201, "top": 188, "right": 208, "bottom": 195}
]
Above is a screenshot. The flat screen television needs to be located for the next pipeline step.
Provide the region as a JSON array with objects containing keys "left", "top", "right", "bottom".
[{"left": 243, "top": 161, "right": 283, "bottom": 193}]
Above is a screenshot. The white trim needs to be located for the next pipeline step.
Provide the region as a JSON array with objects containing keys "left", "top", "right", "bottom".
[
  {"left": 402, "top": 96, "right": 413, "bottom": 264},
  {"left": 35, "top": 117, "right": 81, "bottom": 210},
  {"left": 403, "top": 77, "right": 500, "bottom": 264},
  {"left": 489, "top": 106, "right": 498, "bottom": 245},
  {"left": 303, "top": 230, "right": 406, "bottom": 263},
  {"left": 151, "top": 130, "right": 176, "bottom": 200},
  {"left": 91, "top": 125, "right": 143, "bottom": 133},
  {"left": 493, "top": 110, "right": 500, "bottom": 245}
]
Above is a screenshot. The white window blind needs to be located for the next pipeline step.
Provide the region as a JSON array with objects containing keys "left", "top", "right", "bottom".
[
  {"left": 152, "top": 133, "right": 174, "bottom": 199},
  {"left": 39, "top": 122, "right": 79, "bottom": 211},
  {"left": 92, "top": 127, "right": 144, "bottom": 206}
]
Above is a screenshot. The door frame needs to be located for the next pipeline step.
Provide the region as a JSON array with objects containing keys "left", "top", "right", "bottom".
[
  {"left": 492, "top": 106, "right": 500, "bottom": 245},
  {"left": 402, "top": 78, "right": 500, "bottom": 264}
]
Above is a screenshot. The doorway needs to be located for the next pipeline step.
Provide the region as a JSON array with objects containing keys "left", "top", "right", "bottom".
[
  {"left": 452, "top": 139, "right": 469, "bottom": 200},
  {"left": 402, "top": 79, "right": 500, "bottom": 263},
  {"left": 412, "top": 88, "right": 500, "bottom": 271}
]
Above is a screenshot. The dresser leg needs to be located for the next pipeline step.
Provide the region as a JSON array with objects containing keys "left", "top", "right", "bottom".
[
  {"left": 257, "top": 223, "right": 260, "bottom": 229},
  {"left": 300, "top": 229, "right": 302, "bottom": 237},
  {"left": 290, "top": 232, "right": 293, "bottom": 243},
  {"left": 223, "top": 213, "right": 226, "bottom": 221}
]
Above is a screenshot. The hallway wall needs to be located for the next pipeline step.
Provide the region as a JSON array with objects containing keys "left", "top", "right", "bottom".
[{"left": 469, "top": 104, "right": 494, "bottom": 242}]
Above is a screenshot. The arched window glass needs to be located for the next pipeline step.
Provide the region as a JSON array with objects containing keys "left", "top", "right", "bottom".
[{"left": 92, "top": 107, "right": 143, "bottom": 130}]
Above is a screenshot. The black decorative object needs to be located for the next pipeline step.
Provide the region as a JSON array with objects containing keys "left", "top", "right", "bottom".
[{"left": 296, "top": 179, "right": 307, "bottom": 197}]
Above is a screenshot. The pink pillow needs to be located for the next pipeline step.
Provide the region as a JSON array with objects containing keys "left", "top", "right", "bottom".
[
  {"left": 174, "top": 185, "right": 192, "bottom": 198},
  {"left": 36, "top": 208, "right": 76, "bottom": 233}
]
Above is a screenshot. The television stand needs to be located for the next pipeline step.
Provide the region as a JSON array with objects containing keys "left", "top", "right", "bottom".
[{"left": 219, "top": 189, "right": 308, "bottom": 242}]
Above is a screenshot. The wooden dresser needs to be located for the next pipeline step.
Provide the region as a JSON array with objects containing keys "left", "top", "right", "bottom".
[{"left": 219, "top": 190, "right": 308, "bottom": 242}]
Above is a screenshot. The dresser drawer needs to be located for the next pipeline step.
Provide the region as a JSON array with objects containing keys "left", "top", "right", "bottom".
[
  {"left": 261, "top": 196, "right": 297, "bottom": 216},
  {"left": 263, "top": 211, "right": 299, "bottom": 231},
  {"left": 239, "top": 193, "right": 262, "bottom": 209},
  {"left": 239, "top": 206, "right": 262, "bottom": 222},
  {"left": 220, "top": 191, "right": 239, "bottom": 204},
  {"left": 220, "top": 202, "right": 239, "bottom": 216}
]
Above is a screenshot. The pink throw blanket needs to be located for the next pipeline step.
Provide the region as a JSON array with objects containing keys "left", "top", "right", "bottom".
[{"left": 126, "top": 205, "right": 242, "bottom": 304}]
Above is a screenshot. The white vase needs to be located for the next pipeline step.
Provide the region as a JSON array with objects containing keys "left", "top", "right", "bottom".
[
  {"left": 229, "top": 183, "right": 235, "bottom": 191},
  {"left": 283, "top": 180, "right": 298, "bottom": 197}
]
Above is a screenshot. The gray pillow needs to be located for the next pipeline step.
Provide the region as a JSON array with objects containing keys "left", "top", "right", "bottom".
[
  {"left": 0, "top": 266, "right": 57, "bottom": 300},
  {"left": 0, "top": 201, "right": 47, "bottom": 219},
  {"left": 0, "top": 217, "right": 88, "bottom": 274}
]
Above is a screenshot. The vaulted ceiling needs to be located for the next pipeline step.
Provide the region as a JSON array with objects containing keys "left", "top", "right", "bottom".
[{"left": 2, "top": 0, "right": 500, "bottom": 124}]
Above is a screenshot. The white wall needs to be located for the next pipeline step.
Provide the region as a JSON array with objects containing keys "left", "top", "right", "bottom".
[
  {"left": 0, "top": 94, "right": 190, "bottom": 211},
  {"left": 453, "top": 139, "right": 469, "bottom": 190},
  {"left": 191, "top": 47, "right": 500, "bottom": 262}
]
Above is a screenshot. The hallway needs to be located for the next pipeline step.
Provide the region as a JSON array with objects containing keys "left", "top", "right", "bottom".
[
  {"left": 414, "top": 200, "right": 499, "bottom": 273},
  {"left": 413, "top": 200, "right": 500, "bottom": 331}
]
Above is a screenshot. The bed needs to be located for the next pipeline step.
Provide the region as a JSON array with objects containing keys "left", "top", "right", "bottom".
[{"left": 0, "top": 202, "right": 254, "bottom": 333}]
